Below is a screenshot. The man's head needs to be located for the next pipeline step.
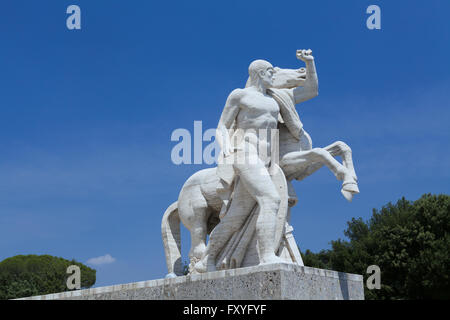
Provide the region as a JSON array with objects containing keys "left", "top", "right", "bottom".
[{"left": 248, "top": 59, "right": 274, "bottom": 88}]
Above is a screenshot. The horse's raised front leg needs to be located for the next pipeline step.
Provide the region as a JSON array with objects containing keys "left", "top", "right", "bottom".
[
  {"left": 324, "top": 141, "right": 357, "bottom": 182},
  {"left": 280, "top": 147, "right": 359, "bottom": 201}
]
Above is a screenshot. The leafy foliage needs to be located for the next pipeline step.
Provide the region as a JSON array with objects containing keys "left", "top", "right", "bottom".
[
  {"left": 301, "top": 194, "right": 450, "bottom": 299},
  {"left": 0, "top": 254, "right": 96, "bottom": 300}
]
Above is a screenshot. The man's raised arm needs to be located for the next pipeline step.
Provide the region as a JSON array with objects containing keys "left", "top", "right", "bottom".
[
  {"left": 293, "top": 49, "right": 318, "bottom": 104},
  {"left": 216, "top": 89, "right": 242, "bottom": 157}
]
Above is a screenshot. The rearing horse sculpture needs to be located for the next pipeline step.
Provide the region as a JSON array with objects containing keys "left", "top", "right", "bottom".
[{"left": 161, "top": 54, "right": 359, "bottom": 278}]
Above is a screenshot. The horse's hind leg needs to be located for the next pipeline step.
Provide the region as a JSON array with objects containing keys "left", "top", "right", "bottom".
[
  {"left": 177, "top": 183, "right": 209, "bottom": 274},
  {"left": 178, "top": 194, "right": 209, "bottom": 274},
  {"left": 189, "top": 207, "right": 209, "bottom": 273}
]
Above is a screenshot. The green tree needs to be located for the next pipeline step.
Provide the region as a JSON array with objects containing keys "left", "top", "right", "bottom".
[
  {"left": 301, "top": 194, "right": 450, "bottom": 299},
  {"left": 0, "top": 254, "right": 96, "bottom": 300}
]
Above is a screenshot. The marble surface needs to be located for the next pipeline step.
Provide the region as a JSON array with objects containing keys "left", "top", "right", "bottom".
[{"left": 17, "top": 263, "right": 364, "bottom": 300}]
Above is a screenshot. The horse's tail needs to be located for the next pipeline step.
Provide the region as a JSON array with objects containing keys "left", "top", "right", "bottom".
[{"left": 161, "top": 201, "right": 183, "bottom": 278}]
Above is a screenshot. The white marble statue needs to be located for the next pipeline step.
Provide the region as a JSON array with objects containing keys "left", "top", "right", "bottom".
[{"left": 162, "top": 50, "right": 359, "bottom": 278}]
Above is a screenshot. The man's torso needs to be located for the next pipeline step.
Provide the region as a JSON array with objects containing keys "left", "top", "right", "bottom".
[{"left": 233, "top": 88, "right": 280, "bottom": 163}]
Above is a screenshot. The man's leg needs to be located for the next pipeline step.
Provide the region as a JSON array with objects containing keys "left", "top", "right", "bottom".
[
  {"left": 202, "top": 178, "right": 256, "bottom": 271},
  {"left": 234, "top": 153, "right": 283, "bottom": 265},
  {"left": 196, "top": 151, "right": 283, "bottom": 272}
]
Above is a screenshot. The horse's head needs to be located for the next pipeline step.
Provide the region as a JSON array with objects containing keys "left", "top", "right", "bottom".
[
  {"left": 245, "top": 67, "right": 306, "bottom": 89},
  {"left": 271, "top": 67, "right": 307, "bottom": 89}
]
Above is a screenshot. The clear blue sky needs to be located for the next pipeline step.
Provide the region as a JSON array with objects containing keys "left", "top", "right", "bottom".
[{"left": 0, "top": 0, "right": 449, "bottom": 287}]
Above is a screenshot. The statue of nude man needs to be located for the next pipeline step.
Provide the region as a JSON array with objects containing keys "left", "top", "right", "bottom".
[{"left": 195, "top": 50, "right": 318, "bottom": 272}]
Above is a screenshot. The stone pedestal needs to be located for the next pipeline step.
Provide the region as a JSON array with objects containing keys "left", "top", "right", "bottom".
[{"left": 19, "top": 263, "right": 364, "bottom": 300}]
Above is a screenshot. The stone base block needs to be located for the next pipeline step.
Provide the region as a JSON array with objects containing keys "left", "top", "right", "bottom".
[{"left": 20, "top": 263, "right": 364, "bottom": 300}]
